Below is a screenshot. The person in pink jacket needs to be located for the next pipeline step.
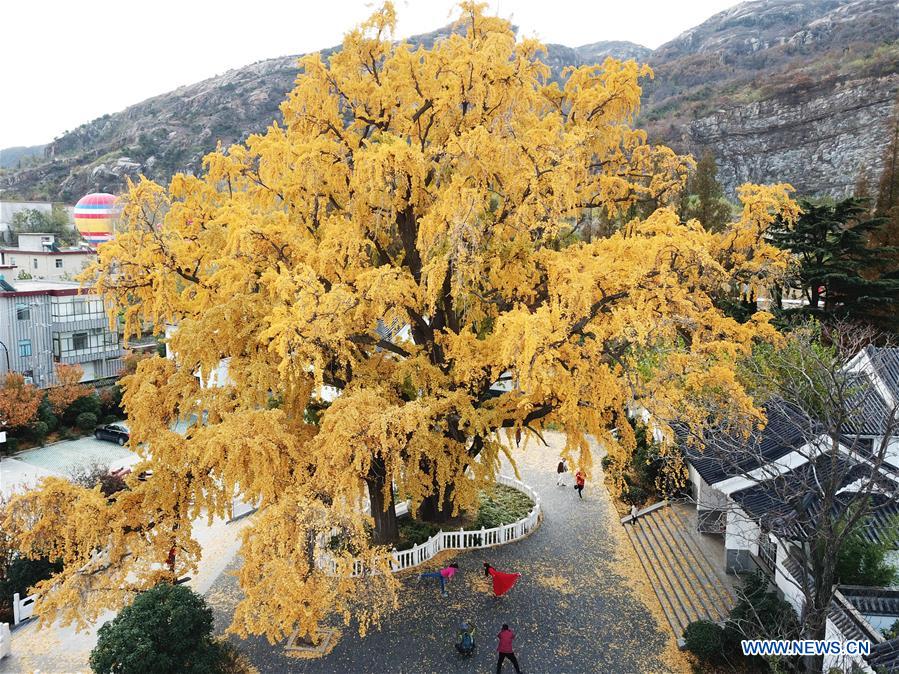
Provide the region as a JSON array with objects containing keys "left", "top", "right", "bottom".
[
  {"left": 419, "top": 562, "right": 459, "bottom": 597},
  {"left": 496, "top": 623, "right": 521, "bottom": 673}
]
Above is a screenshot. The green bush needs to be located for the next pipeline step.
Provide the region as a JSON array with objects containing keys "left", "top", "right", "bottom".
[
  {"left": 396, "top": 519, "right": 441, "bottom": 550},
  {"left": 75, "top": 412, "right": 98, "bottom": 430},
  {"left": 474, "top": 484, "right": 534, "bottom": 529},
  {"left": 624, "top": 484, "right": 647, "bottom": 506},
  {"left": 30, "top": 420, "right": 49, "bottom": 445},
  {"left": 101, "top": 414, "right": 121, "bottom": 425},
  {"left": 683, "top": 619, "right": 726, "bottom": 664},
  {"left": 37, "top": 397, "right": 58, "bottom": 432},
  {"left": 90, "top": 583, "right": 231, "bottom": 674},
  {"left": 63, "top": 394, "right": 101, "bottom": 427},
  {"left": 835, "top": 529, "right": 899, "bottom": 586},
  {"left": 3, "top": 437, "right": 19, "bottom": 454},
  {"left": 723, "top": 572, "right": 800, "bottom": 670}
]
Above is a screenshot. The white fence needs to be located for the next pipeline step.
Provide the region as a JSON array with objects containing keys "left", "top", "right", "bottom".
[
  {"left": 320, "top": 474, "right": 542, "bottom": 576},
  {"left": 12, "top": 593, "right": 35, "bottom": 626}
]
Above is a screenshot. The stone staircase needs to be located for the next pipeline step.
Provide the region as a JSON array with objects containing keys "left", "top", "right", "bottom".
[{"left": 622, "top": 501, "right": 737, "bottom": 642}]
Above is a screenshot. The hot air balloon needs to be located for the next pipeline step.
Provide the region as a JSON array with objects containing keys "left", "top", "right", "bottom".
[{"left": 73, "top": 193, "right": 118, "bottom": 247}]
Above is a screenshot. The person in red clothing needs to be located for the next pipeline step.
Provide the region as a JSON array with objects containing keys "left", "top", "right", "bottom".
[
  {"left": 574, "top": 469, "right": 586, "bottom": 499},
  {"left": 483, "top": 562, "right": 521, "bottom": 597},
  {"left": 496, "top": 623, "right": 521, "bottom": 673}
]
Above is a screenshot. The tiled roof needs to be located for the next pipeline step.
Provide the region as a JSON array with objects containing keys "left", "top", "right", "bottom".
[
  {"left": 844, "top": 372, "right": 894, "bottom": 437},
  {"left": 684, "top": 400, "right": 810, "bottom": 485},
  {"left": 732, "top": 459, "right": 899, "bottom": 546},
  {"left": 730, "top": 453, "right": 863, "bottom": 522},
  {"left": 867, "top": 637, "right": 899, "bottom": 671},
  {"left": 867, "top": 346, "right": 899, "bottom": 402},
  {"left": 840, "top": 586, "right": 899, "bottom": 617}
]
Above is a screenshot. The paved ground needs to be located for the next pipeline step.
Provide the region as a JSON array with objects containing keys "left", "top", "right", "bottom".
[
  {"left": 1, "top": 429, "right": 137, "bottom": 498},
  {"left": 208, "top": 434, "right": 685, "bottom": 673}
]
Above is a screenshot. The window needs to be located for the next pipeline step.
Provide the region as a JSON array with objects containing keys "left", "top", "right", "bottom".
[
  {"left": 32, "top": 258, "right": 38, "bottom": 269},
  {"left": 18, "top": 339, "right": 32, "bottom": 357},
  {"left": 51, "top": 297, "right": 105, "bottom": 322},
  {"left": 72, "top": 332, "right": 88, "bottom": 350},
  {"left": 8, "top": 256, "right": 15, "bottom": 265},
  {"left": 16, "top": 303, "right": 30, "bottom": 320},
  {"left": 55, "top": 259, "right": 63, "bottom": 268}
]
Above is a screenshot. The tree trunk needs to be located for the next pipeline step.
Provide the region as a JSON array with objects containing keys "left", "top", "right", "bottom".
[
  {"left": 804, "top": 608, "right": 828, "bottom": 674},
  {"left": 418, "top": 486, "right": 455, "bottom": 523},
  {"left": 365, "top": 462, "right": 398, "bottom": 545}
]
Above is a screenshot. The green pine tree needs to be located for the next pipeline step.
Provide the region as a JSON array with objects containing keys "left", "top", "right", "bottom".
[
  {"left": 681, "top": 150, "right": 733, "bottom": 233},
  {"left": 769, "top": 197, "right": 899, "bottom": 330},
  {"left": 875, "top": 102, "right": 899, "bottom": 251}
]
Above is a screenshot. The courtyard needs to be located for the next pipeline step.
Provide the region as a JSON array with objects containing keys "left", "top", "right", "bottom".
[{"left": 207, "top": 436, "right": 687, "bottom": 674}]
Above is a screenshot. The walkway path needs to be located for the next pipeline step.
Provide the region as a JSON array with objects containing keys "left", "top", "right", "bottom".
[{"left": 208, "top": 433, "right": 687, "bottom": 673}]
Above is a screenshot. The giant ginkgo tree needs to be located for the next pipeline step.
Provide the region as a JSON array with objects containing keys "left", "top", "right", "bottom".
[{"left": 3, "top": 2, "right": 798, "bottom": 644}]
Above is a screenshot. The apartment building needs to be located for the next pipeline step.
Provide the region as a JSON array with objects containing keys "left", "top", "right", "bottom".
[
  {"left": 0, "top": 279, "right": 123, "bottom": 388},
  {"left": 0, "top": 233, "right": 95, "bottom": 281}
]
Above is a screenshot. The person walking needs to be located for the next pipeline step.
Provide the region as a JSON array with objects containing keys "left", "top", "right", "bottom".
[
  {"left": 574, "top": 469, "right": 586, "bottom": 499},
  {"left": 496, "top": 623, "right": 521, "bottom": 673},
  {"left": 419, "top": 562, "right": 459, "bottom": 597},
  {"left": 629, "top": 503, "right": 639, "bottom": 525},
  {"left": 556, "top": 458, "right": 568, "bottom": 486}
]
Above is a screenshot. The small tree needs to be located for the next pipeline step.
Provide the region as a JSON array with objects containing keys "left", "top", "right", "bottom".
[
  {"left": 681, "top": 150, "right": 733, "bottom": 233},
  {"left": 69, "top": 462, "right": 127, "bottom": 497},
  {"left": 46, "top": 363, "right": 90, "bottom": 417},
  {"left": 0, "top": 372, "right": 41, "bottom": 432},
  {"left": 681, "top": 323, "right": 899, "bottom": 674},
  {"left": 10, "top": 205, "right": 79, "bottom": 246},
  {"left": 90, "top": 583, "right": 227, "bottom": 674}
]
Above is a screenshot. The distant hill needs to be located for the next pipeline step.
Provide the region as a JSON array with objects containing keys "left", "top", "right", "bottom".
[
  {"left": 2, "top": 0, "right": 897, "bottom": 202},
  {"left": 0, "top": 144, "right": 47, "bottom": 169}
]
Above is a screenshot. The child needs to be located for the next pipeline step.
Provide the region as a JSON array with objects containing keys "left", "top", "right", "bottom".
[
  {"left": 574, "top": 470, "right": 586, "bottom": 499},
  {"left": 455, "top": 620, "right": 476, "bottom": 655}
]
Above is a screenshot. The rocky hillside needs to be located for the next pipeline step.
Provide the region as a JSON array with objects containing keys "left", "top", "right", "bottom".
[
  {"left": 644, "top": 0, "right": 899, "bottom": 195},
  {"left": 2, "top": 0, "right": 897, "bottom": 201}
]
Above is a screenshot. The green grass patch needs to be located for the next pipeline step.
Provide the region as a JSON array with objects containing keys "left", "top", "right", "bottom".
[
  {"left": 393, "top": 484, "right": 534, "bottom": 550},
  {"left": 474, "top": 483, "right": 534, "bottom": 529}
]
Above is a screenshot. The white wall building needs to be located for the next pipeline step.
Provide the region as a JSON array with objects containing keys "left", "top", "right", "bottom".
[
  {"left": 0, "top": 279, "right": 123, "bottom": 387},
  {"left": 0, "top": 233, "right": 95, "bottom": 282}
]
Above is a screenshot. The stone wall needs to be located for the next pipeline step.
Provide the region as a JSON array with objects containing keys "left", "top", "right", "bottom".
[{"left": 687, "top": 74, "right": 899, "bottom": 197}]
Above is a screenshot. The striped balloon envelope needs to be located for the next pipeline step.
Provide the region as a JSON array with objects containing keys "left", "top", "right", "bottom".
[{"left": 73, "top": 193, "right": 119, "bottom": 247}]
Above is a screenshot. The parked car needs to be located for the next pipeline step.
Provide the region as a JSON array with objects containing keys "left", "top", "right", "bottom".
[{"left": 94, "top": 424, "right": 129, "bottom": 446}]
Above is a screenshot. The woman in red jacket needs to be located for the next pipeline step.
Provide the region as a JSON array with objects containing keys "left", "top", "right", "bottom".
[
  {"left": 574, "top": 469, "right": 586, "bottom": 499},
  {"left": 496, "top": 623, "right": 522, "bottom": 673}
]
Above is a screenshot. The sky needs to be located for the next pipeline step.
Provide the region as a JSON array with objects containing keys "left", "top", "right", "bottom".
[{"left": 0, "top": 0, "right": 738, "bottom": 149}]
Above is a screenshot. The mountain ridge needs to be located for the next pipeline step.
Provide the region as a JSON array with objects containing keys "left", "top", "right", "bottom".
[{"left": 2, "top": 0, "right": 897, "bottom": 201}]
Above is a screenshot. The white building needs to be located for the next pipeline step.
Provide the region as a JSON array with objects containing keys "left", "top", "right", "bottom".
[
  {"left": 683, "top": 346, "right": 899, "bottom": 672},
  {"left": 0, "top": 279, "right": 123, "bottom": 388},
  {"left": 0, "top": 233, "right": 96, "bottom": 282}
]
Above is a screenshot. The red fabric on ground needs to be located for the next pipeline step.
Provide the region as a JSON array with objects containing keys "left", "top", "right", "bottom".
[{"left": 488, "top": 568, "right": 521, "bottom": 597}]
